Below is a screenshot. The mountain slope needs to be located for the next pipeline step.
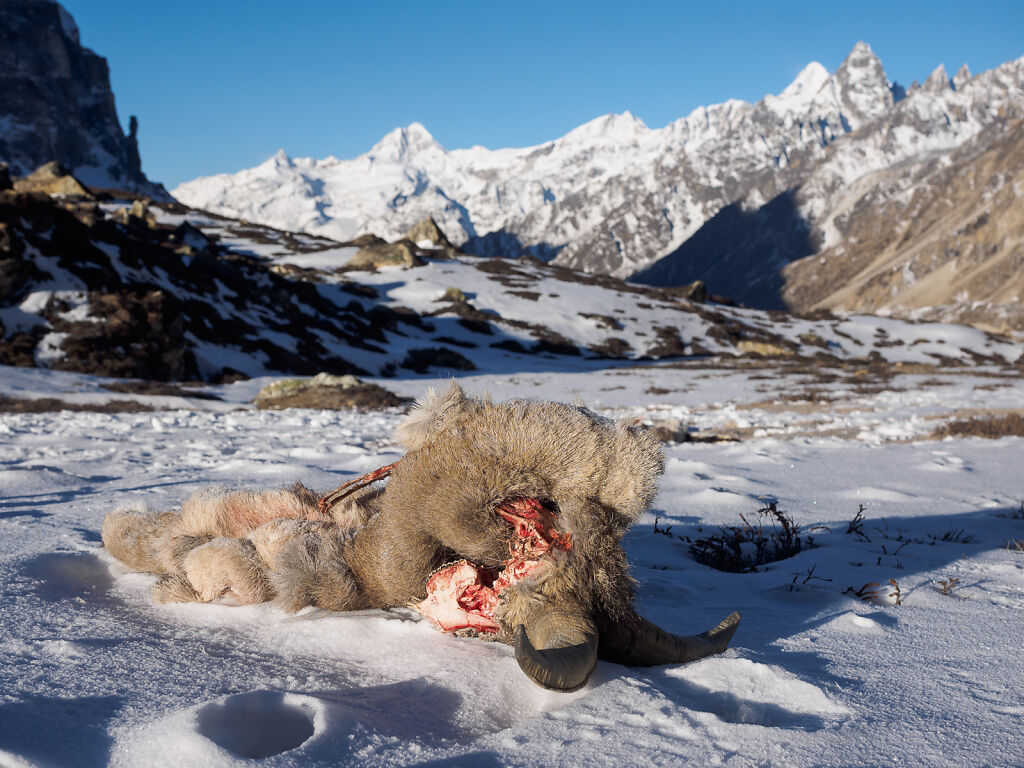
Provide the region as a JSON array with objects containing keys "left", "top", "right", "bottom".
[
  {"left": 779, "top": 117, "right": 1024, "bottom": 331},
  {"left": 173, "top": 44, "right": 1024, "bottom": 289},
  {"left": 2, "top": 189, "right": 1020, "bottom": 383}
]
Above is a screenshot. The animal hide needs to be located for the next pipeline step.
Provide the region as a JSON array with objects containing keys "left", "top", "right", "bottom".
[{"left": 102, "top": 382, "right": 739, "bottom": 690}]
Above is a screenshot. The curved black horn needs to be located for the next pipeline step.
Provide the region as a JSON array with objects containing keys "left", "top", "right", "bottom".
[
  {"left": 598, "top": 610, "right": 740, "bottom": 667},
  {"left": 514, "top": 611, "right": 599, "bottom": 692}
]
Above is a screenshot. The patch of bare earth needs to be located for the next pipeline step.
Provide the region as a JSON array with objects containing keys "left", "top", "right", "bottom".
[
  {"left": 0, "top": 395, "right": 153, "bottom": 413},
  {"left": 101, "top": 380, "right": 222, "bottom": 400}
]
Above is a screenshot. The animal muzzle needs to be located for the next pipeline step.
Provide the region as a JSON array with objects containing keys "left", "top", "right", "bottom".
[{"left": 514, "top": 610, "right": 741, "bottom": 692}]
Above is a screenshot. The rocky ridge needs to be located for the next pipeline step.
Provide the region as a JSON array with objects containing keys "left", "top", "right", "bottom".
[{"left": 779, "top": 117, "right": 1024, "bottom": 331}]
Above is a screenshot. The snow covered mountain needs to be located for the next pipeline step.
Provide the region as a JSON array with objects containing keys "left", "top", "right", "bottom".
[{"left": 173, "top": 43, "right": 1024, "bottom": 289}]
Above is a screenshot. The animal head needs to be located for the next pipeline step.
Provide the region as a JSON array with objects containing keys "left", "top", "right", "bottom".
[{"left": 391, "top": 382, "right": 740, "bottom": 690}]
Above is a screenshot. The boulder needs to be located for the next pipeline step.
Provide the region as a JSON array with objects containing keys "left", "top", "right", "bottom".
[
  {"left": 253, "top": 373, "right": 408, "bottom": 411},
  {"left": 737, "top": 340, "right": 792, "bottom": 357},
  {"left": 12, "top": 162, "right": 93, "bottom": 198},
  {"left": 645, "top": 417, "right": 693, "bottom": 443},
  {"left": 439, "top": 286, "right": 468, "bottom": 304},
  {"left": 404, "top": 216, "right": 453, "bottom": 248},
  {"left": 111, "top": 199, "right": 157, "bottom": 229},
  {"left": 172, "top": 221, "right": 210, "bottom": 249},
  {"left": 347, "top": 239, "right": 423, "bottom": 270},
  {"left": 346, "top": 233, "right": 387, "bottom": 247}
]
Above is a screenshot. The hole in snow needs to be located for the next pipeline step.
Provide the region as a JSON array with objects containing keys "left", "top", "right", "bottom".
[
  {"left": 197, "top": 691, "right": 314, "bottom": 759},
  {"left": 23, "top": 552, "right": 113, "bottom": 603}
]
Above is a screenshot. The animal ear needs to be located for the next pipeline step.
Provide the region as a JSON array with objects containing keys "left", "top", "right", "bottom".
[
  {"left": 601, "top": 421, "right": 665, "bottom": 524},
  {"left": 395, "top": 380, "right": 474, "bottom": 451}
]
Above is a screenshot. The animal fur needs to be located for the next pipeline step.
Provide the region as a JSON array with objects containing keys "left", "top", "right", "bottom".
[{"left": 102, "top": 383, "right": 664, "bottom": 643}]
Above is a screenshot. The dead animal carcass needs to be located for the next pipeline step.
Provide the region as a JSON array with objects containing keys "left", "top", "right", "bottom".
[{"left": 103, "top": 383, "right": 740, "bottom": 691}]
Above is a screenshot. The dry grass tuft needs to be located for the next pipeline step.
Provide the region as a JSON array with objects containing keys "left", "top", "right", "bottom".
[
  {"left": 932, "top": 412, "right": 1024, "bottom": 439},
  {"left": 843, "top": 578, "right": 903, "bottom": 605},
  {"left": 0, "top": 395, "right": 153, "bottom": 413}
]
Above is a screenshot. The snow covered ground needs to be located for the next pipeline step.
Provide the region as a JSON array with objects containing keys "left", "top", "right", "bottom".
[{"left": 1, "top": 361, "right": 1023, "bottom": 767}]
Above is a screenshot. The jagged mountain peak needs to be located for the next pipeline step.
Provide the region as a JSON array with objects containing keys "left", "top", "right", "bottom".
[
  {"left": 369, "top": 122, "right": 443, "bottom": 162},
  {"left": 923, "top": 63, "right": 951, "bottom": 92},
  {"left": 845, "top": 40, "right": 879, "bottom": 60},
  {"left": 763, "top": 61, "right": 831, "bottom": 116},
  {"left": 267, "top": 148, "right": 293, "bottom": 169},
  {"left": 952, "top": 63, "right": 972, "bottom": 90},
  {"left": 830, "top": 40, "right": 892, "bottom": 124},
  {"left": 834, "top": 40, "right": 887, "bottom": 82},
  {"left": 561, "top": 110, "right": 650, "bottom": 143},
  {"left": 779, "top": 61, "right": 830, "bottom": 99}
]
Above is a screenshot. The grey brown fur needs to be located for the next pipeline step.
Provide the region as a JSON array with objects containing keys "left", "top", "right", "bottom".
[{"left": 102, "top": 383, "right": 738, "bottom": 689}]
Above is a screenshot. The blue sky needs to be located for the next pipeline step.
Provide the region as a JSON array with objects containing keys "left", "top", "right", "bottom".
[{"left": 59, "top": 0, "right": 1024, "bottom": 188}]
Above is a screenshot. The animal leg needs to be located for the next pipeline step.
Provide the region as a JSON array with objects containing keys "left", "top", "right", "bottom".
[
  {"left": 271, "top": 527, "right": 367, "bottom": 613},
  {"left": 181, "top": 538, "right": 273, "bottom": 604},
  {"left": 102, "top": 503, "right": 180, "bottom": 573},
  {"left": 178, "top": 483, "right": 324, "bottom": 539},
  {"left": 152, "top": 572, "right": 201, "bottom": 603}
]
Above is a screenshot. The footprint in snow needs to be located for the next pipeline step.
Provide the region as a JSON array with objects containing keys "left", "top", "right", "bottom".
[
  {"left": 197, "top": 691, "right": 316, "bottom": 759},
  {"left": 920, "top": 451, "right": 972, "bottom": 472},
  {"left": 120, "top": 680, "right": 487, "bottom": 764},
  {"left": 659, "top": 657, "right": 851, "bottom": 729},
  {"left": 21, "top": 551, "right": 114, "bottom": 604}
]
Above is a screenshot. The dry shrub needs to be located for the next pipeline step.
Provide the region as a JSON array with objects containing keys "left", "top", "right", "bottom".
[
  {"left": 689, "top": 502, "right": 815, "bottom": 573},
  {"left": 932, "top": 413, "right": 1024, "bottom": 439},
  {"left": 844, "top": 578, "right": 902, "bottom": 605}
]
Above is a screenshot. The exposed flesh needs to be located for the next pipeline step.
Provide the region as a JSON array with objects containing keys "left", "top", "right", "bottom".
[{"left": 415, "top": 498, "right": 570, "bottom": 633}]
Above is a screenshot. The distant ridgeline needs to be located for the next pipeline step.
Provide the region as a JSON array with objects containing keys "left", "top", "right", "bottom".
[
  {"left": 0, "top": 0, "right": 166, "bottom": 197},
  {"left": 174, "top": 45, "right": 1024, "bottom": 332}
]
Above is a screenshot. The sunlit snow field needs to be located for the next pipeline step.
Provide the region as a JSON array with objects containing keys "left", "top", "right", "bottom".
[{"left": 1, "top": 362, "right": 1023, "bottom": 767}]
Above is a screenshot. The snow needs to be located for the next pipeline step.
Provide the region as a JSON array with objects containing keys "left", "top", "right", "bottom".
[
  {"left": 82, "top": 203, "right": 1004, "bottom": 380},
  {"left": 170, "top": 45, "right": 1024, "bottom": 280},
  {"left": 2, "top": 359, "right": 1023, "bottom": 766},
  {"left": 764, "top": 61, "right": 830, "bottom": 114}
]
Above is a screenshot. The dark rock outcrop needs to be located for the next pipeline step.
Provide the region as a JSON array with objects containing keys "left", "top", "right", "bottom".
[{"left": 0, "top": 0, "right": 166, "bottom": 197}]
